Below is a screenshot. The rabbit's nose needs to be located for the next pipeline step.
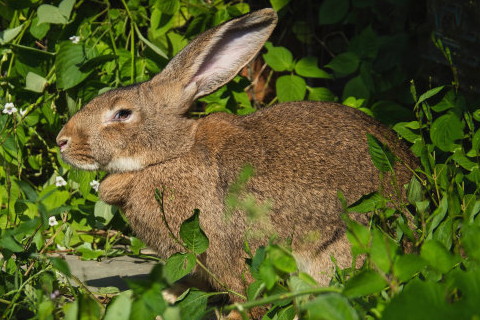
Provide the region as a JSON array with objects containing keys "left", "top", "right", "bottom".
[{"left": 57, "top": 137, "right": 70, "bottom": 152}]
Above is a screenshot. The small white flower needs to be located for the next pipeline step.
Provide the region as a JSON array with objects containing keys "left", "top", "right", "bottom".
[
  {"left": 49, "top": 216, "right": 58, "bottom": 227},
  {"left": 90, "top": 180, "right": 100, "bottom": 192},
  {"left": 69, "top": 35, "right": 80, "bottom": 44},
  {"left": 55, "top": 176, "right": 67, "bottom": 187},
  {"left": 19, "top": 109, "right": 27, "bottom": 116},
  {"left": 50, "top": 289, "right": 60, "bottom": 299},
  {"left": 3, "top": 102, "right": 17, "bottom": 115}
]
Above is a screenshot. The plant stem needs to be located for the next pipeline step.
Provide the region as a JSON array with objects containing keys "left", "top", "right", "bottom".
[{"left": 222, "top": 287, "right": 342, "bottom": 312}]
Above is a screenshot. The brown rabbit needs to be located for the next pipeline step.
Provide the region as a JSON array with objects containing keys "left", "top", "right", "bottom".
[{"left": 57, "top": 8, "right": 415, "bottom": 313}]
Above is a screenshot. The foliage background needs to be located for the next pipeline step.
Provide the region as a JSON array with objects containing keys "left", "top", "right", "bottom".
[{"left": 1, "top": 0, "right": 480, "bottom": 319}]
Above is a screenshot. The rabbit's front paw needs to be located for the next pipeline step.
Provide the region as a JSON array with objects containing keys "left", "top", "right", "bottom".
[{"left": 99, "top": 173, "right": 135, "bottom": 206}]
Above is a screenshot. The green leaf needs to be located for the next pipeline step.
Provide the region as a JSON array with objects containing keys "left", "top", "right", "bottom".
[
  {"left": 349, "top": 26, "right": 379, "bottom": 59},
  {"left": 343, "top": 76, "right": 370, "bottom": 100},
  {"left": 25, "top": 72, "right": 47, "bottom": 93},
  {"left": 275, "top": 305, "right": 296, "bottom": 320},
  {"left": 343, "top": 97, "right": 365, "bottom": 109},
  {"left": 382, "top": 279, "right": 452, "bottom": 320},
  {"left": 370, "top": 228, "right": 398, "bottom": 273},
  {"left": 0, "top": 24, "right": 23, "bottom": 44},
  {"left": 471, "top": 130, "right": 480, "bottom": 155},
  {"left": 346, "top": 220, "right": 371, "bottom": 255},
  {"left": 461, "top": 225, "right": 480, "bottom": 261},
  {"left": 0, "top": 234, "right": 24, "bottom": 252},
  {"left": 268, "top": 246, "right": 297, "bottom": 273},
  {"left": 270, "top": 0, "right": 291, "bottom": 11},
  {"left": 371, "top": 101, "right": 413, "bottom": 126},
  {"left": 426, "top": 196, "right": 448, "bottom": 236},
  {"left": 263, "top": 42, "right": 294, "bottom": 72},
  {"left": 473, "top": 109, "right": 480, "bottom": 122},
  {"left": 104, "top": 291, "right": 132, "bottom": 320},
  {"left": 276, "top": 75, "right": 307, "bottom": 102},
  {"left": 366, "top": 134, "right": 396, "bottom": 173},
  {"left": 430, "top": 113, "right": 464, "bottom": 152},
  {"left": 38, "top": 301, "right": 55, "bottom": 320},
  {"left": 303, "top": 293, "right": 359, "bottom": 320},
  {"left": 343, "top": 270, "right": 387, "bottom": 298},
  {"left": 76, "top": 242, "right": 105, "bottom": 260},
  {"left": 348, "top": 192, "right": 386, "bottom": 213},
  {"left": 78, "top": 295, "right": 102, "bottom": 319},
  {"left": 94, "top": 200, "right": 117, "bottom": 227},
  {"left": 49, "top": 257, "right": 71, "bottom": 276},
  {"left": 179, "top": 210, "right": 209, "bottom": 254},
  {"left": 247, "top": 281, "right": 264, "bottom": 301},
  {"left": 155, "top": 0, "right": 180, "bottom": 14},
  {"left": 393, "top": 122, "right": 421, "bottom": 143},
  {"left": 325, "top": 52, "right": 360, "bottom": 75},
  {"left": 55, "top": 42, "right": 96, "bottom": 89},
  {"left": 446, "top": 268, "right": 480, "bottom": 319},
  {"left": 63, "top": 300, "right": 79, "bottom": 320},
  {"left": 134, "top": 24, "right": 168, "bottom": 59},
  {"left": 163, "top": 253, "right": 196, "bottom": 284},
  {"left": 416, "top": 86, "right": 444, "bottom": 105},
  {"left": 308, "top": 87, "right": 335, "bottom": 101},
  {"left": 431, "top": 90, "right": 456, "bottom": 112},
  {"left": 68, "top": 169, "right": 97, "bottom": 197},
  {"left": 176, "top": 289, "right": 211, "bottom": 320},
  {"left": 128, "top": 271, "right": 167, "bottom": 317},
  {"left": 58, "top": 0, "right": 76, "bottom": 20},
  {"left": 130, "top": 237, "right": 146, "bottom": 255},
  {"left": 420, "top": 240, "right": 459, "bottom": 273},
  {"left": 38, "top": 186, "right": 70, "bottom": 211},
  {"left": 37, "top": 4, "right": 68, "bottom": 25},
  {"left": 393, "top": 254, "right": 427, "bottom": 282},
  {"left": 294, "top": 57, "right": 331, "bottom": 78},
  {"left": 318, "top": 0, "right": 350, "bottom": 25},
  {"left": 30, "top": 17, "right": 50, "bottom": 39},
  {"left": 259, "top": 261, "right": 279, "bottom": 290},
  {"left": 451, "top": 152, "right": 478, "bottom": 171}
]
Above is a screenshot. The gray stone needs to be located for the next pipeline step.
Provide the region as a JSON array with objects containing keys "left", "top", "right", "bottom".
[{"left": 64, "top": 254, "right": 158, "bottom": 291}]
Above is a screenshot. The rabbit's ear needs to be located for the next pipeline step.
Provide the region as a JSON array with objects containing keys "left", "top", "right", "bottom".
[{"left": 153, "top": 9, "right": 277, "bottom": 102}]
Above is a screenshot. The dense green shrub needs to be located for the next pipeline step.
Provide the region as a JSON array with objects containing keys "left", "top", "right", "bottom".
[{"left": 1, "top": 0, "right": 480, "bottom": 319}]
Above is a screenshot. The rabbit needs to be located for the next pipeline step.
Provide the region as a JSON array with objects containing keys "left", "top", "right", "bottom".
[{"left": 57, "top": 8, "right": 416, "bottom": 316}]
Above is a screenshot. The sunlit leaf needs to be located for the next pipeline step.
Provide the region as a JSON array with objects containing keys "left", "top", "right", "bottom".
[
  {"left": 163, "top": 253, "right": 196, "bottom": 284},
  {"left": 343, "top": 270, "right": 387, "bottom": 298},
  {"left": 295, "top": 57, "right": 331, "bottom": 78},
  {"left": 0, "top": 24, "right": 23, "bottom": 44},
  {"left": 270, "top": 0, "right": 291, "bottom": 11},
  {"left": 179, "top": 210, "right": 209, "bottom": 254},
  {"left": 263, "top": 42, "right": 294, "bottom": 72},
  {"left": 303, "top": 293, "right": 359, "bottom": 320},
  {"left": 25, "top": 72, "right": 47, "bottom": 92},
  {"left": 37, "top": 5, "right": 68, "bottom": 24},
  {"left": 276, "top": 75, "right": 306, "bottom": 102}
]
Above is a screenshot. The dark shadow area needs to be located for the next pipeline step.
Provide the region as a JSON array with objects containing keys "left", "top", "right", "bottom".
[{"left": 85, "top": 274, "right": 150, "bottom": 291}]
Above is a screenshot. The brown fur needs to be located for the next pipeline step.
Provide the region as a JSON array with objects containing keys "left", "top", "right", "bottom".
[{"left": 57, "top": 9, "right": 416, "bottom": 316}]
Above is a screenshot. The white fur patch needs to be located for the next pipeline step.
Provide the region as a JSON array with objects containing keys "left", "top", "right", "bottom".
[
  {"left": 76, "top": 162, "right": 100, "bottom": 171},
  {"left": 105, "top": 157, "right": 143, "bottom": 172}
]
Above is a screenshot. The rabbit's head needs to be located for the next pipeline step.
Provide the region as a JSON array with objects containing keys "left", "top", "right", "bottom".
[{"left": 57, "top": 9, "right": 277, "bottom": 172}]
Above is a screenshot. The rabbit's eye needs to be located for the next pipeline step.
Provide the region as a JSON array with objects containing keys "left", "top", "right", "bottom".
[{"left": 113, "top": 109, "right": 132, "bottom": 121}]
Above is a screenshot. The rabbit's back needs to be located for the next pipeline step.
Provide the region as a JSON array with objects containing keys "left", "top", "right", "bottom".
[{"left": 197, "top": 101, "right": 413, "bottom": 206}]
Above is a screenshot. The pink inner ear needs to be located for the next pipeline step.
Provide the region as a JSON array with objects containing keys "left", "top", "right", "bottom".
[{"left": 193, "top": 27, "right": 268, "bottom": 90}]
